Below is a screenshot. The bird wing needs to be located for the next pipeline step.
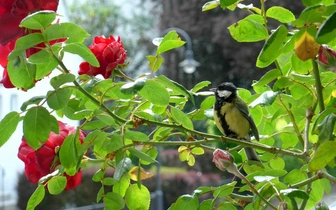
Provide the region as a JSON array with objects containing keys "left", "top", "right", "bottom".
[{"left": 234, "top": 99, "right": 259, "bottom": 141}]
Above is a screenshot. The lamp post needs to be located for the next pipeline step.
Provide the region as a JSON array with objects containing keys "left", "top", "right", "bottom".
[{"left": 161, "top": 27, "right": 200, "bottom": 74}]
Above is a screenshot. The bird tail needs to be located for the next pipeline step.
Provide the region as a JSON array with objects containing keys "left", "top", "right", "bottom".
[
  {"left": 244, "top": 135, "right": 261, "bottom": 162},
  {"left": 244, "top": 147, "right": 260, "bottom": 162}
]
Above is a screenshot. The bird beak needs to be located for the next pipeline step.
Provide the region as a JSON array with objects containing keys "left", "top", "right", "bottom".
[{"left": 210, "top": 88, "right": 216, "bottom": 92}]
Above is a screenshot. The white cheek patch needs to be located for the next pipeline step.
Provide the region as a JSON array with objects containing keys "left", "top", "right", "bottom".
[{"left": 217, "top": 90, "right": 232, "bottom": 98}]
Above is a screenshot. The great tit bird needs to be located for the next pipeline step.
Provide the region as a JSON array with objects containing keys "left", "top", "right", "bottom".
[{"left": 211, "top": 82, "right": 260, "bottom": 162}]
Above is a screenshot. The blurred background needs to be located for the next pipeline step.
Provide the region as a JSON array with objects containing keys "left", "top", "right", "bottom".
[{"left": 0, "top": 0, "right": 312, "bottom": 209}]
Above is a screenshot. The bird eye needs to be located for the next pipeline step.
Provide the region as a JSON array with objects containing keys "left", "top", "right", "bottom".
[{"left": 217, "top": 90, "right": 232, "bottom": 98}]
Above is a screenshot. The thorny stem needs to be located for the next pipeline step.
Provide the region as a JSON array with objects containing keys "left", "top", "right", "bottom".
[
  {"left": 290, "top": 170, "right": 336, "bottom": 189},
  {"left": 259, "top": 0, "right": 268, "bottom": 34},
  {"left": 290, "top": 173, "right": 320, "bottom": 189},
  {"left": 233, "top": 165, "right": 277, "bottom": 209},
  {"left": 299, "top": 171, "right": 313, "bottom": 210},
  {"left": 312, "top": 59, "right": 325, "bottom": 112},
  {"left": 304, "top": 108, "right": 313, "bottom": 153},
  {"left": 278, "top": 95, "right": 305, "bottom": 147},
  {"left": 51, "top": 52, "right": 127, "bottom": 124}
]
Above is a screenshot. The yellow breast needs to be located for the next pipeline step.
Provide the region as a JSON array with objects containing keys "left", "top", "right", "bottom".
[{"left": 214, "top": 103, "right": 250, "bottom": 138}]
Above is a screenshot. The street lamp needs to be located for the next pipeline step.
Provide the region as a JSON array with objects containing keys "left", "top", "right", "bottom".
[{"left": 161, "top": 27, "right": 200, "bottom": 74}]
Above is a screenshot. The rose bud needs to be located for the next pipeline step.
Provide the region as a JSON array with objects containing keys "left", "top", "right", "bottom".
[
  {"left": 213, "top": 149, "right": 234, "bottom": 171},
  {"left": 318, "top": 45, "right": 336, "bottom": 72}
]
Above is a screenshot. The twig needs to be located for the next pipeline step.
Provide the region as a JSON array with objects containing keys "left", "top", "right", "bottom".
[{"left": 312, "top": 59, "right": 325, "bottom": 112}]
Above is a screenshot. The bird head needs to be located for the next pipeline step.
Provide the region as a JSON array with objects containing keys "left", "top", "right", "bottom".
[{"left": 211, "top": 82, "right": 237, "bottom": 102}]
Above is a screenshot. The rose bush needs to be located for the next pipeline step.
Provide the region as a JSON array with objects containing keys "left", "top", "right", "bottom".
[
  {"left": 78, "top": 35, "right": 127, "bottom": 78},
  {"left": 18, "top": 121, "right": 85, "bottom": 190},
  {"left": 0, "top": 0, "right": 336, "bottom": 209}
]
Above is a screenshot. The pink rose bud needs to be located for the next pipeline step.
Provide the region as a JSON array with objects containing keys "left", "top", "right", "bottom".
[
  {"left": 213, "top": 149, "right": 234, "bottom": 171},
  {"left": 318, "top": 45, "right": 336, "bottom": 66}
]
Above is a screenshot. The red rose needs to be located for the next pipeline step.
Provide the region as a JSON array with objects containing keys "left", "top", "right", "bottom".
[
  {"left": 0, "top": 40, "right": 16, "bottom": 88},
  {"left": 0, "top": 0, "right": 59, "bottom": 45},
  {"left": 78, "top": 35, "right": 127, "bottom": 78},
  {"left": 0, "top": 23, "right": 65, "bottom": 89},
  {"left": 18, "top": 121, "right": 86, "bottom": 190}
]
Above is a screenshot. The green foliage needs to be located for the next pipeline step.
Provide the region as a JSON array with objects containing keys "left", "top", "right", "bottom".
[{"left": 3, "top": 1, "right": 336, "bottom": 209}]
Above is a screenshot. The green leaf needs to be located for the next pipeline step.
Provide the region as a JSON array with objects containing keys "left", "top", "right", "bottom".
[
  {"left": 128, "top": 148, "right": 158, "bottom": 164},
  {"left": 124, "top": 130, "right": 149, "bottom": 142},
  {"left": 26, "top": 185, "right": 45, "bottom": 210},
  {"left": 228, "top": 14, "right": 268, "bottom": 42},
  {"left": 252, "top": 69, "right": 281, "bottom": 88},
  {"left": 220, "top": 0, "right": 239, "bottom": 8},
  {"left": 8, "top": 33, "right": 44, "bottom": 59},
  {"left": 302, "top": 0, "right": 322, "bottom": 6},
  {"left": 82, "top": 130, "right": 107, "bottom": 151},
  {"left": 35, "top": 58, "right": 59, "bottom": 80},
  {"left": 169, "top": 194, "right": 199, "bottom": 210},
  {"left": 170, "top": 107, "right": 194, "bottom": 130},
  {"left": 200, "top": 96, "right": 215, "bottom": 110},
  {"left": 249, "top": 91, "right": 278, "bottom": 108},
  {"left": 120, "top": 77, "right": 146, "bottom": 95},
  {"left": 257, "top": 25, "right": 288, "bottom": 68},
  {"left": 191, "top": 81, "right": 211, "bottom": 93},
  {"left": 280, "top": 188, "right": 309, "bottom": 200},
  {"left": 202, "top": 0, "right": 220, "bottom": 11},
  {"left": 316, "top": 113, "right": 336, "bottom": 143},
  {"left": 20, "top": 96, "right": 45, "bottom": 111},
  {"left": 156, "top": 75, "right": 194, "bottom": 104},
  {"left": 102, "top": 177, "right": 117, "bottom": 186},
  {"left": 96, "top": 187, "right": 104, "bottom": 203},
  {"left": 125, "top": 184, "right": 150, "bottom": 210},
  {"left": 298, "top": 4, "right": 336, "bottom": 24},
  {"left": 316, "top": 11, "right": 336, "bottom": 44},
  {"left": 104, "top": 192, "right": 125, "bottom": 209},
  {"left": 50, "top": 115, "right": 59, "bottom": 134},
  {"left": 266, "top": 6, "right": 295, "bottom": 23},
  {"left": 23, "top": 107, "right": 51, "bottom": 149},
  {"left": 312, "top": 108, "right": 336, "bottom": 135},
  {"left": 213, "top": 182, "right": 236, "bottom": 197},
  {"left": 309, "top": 141, "right": 336, "bottom": 171},
  {"left": 217, "top": 203, "right": 236, "bottom": 210},
  {"left": 280, "top": 133, "right": 299, "bottom": 149},
  {"left": 157, "top": 30, "right": 185, "bottom": 54},
  {"left": 47, "top": 176, "right": 67, "bottom": 195},
  {"left": 140, "top": 147, "right": 158, "bottom": 165},
  {"left": 59, "top": 134, "right": 78, "bottom": 171},
  {"left": 113, "top": 175, "right": 130, "bottom": 197},
  {"left": 20, "top": 11, "right": 56, "bottom": 30},
  {"left": 0, "top": 111, "right": 20, "bottom": 147},
  {"left": 7, "top": 54, "right": 36, "bottom": 90},
  {"left": 63, "top": 42, "right": 99, "bottom": 67},
  {"left": 146, "top": 55, "right": 164, "bottom": 72},
  {"left": 44, "top": 22, "right": 90, "bottom": 43},
  {"left": 114, "top": 158, "right": 132, "bottom": 181},
  {"left": 50, "top": 73, "right": 76, "bottom": 89},
  {"left": 28, "top": 44, "right": 59, "bottom": 64},
  {"left": 92, "top": 169, "right": 105, "bottom": 182},
  {"left": 270, "top": 157, "right": 285, "bottom": 170},
  {"left": 199, "top": 200, "right": 214, "bottom": 210},
  {"left": 291, "top": 53, "right": 313, "bottom": 74},
  {"left": 47, "top": 88, "right": 72, "bottom": 110},
  {"left": 139, "top": 79, "right": 170, "bottom": 107}
]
